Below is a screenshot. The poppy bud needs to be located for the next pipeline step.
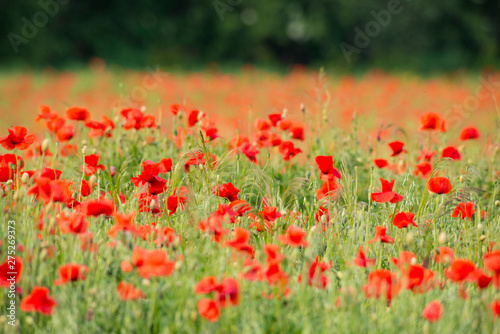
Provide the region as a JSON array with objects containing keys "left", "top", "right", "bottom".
[
  {"left": 92, "top": 148, "right": 97, "bottom": 154},
  {"left": 460, "top": 175, "right": 464, "bottom": 183},
  {"left": 190, "top": 311, "right": 197, "bottom": 321},
  {"left": 305, "top": 170, "right": 311, "bottom": 179},
  {"left": 495, "top": 200, "right": 500, "bottom": 207},
  {"left": 142, "top": 279, "right": 151, "bottom": 286},
  {"left": 477, "top": 223, "right": 483, "bottom": 230},
  {"left": 6, "top": 179, "right": 12, "bottom": 185},
  {"left": 150, "top": 199, "right": 156, "bottom": 210},
  {"left": 410, "top": 257, "right": 417, "bottom": 265},
  {"left": 13, "top": 191, "right": 19, "bottom": 201},
  {"left": 479, "top": 235, "right": 486, "bottom": 242},
  {"left": 197, "top": 111, "right": 205, "bottom": 121},
  {"left": 110, "top": 166, "right": 116, "bottom": 177},
  {"left": 336, "top": 271, "right": 343, "bottom": 279},
  {"left": 438, "top": 232, "right": 446, "bottom": 244},
  {"left": 300, "top": 103, "right": 306, "bottom": 113},
  {"left": 82, "top": 140, "right": 88, "bottom": 146},
  {"left": 174, "top": 261, "right": 182, "bottom": 270},
  {"left": 25, "top": 316, "right": 34, "bottom": 325},
  {"left": 198, "top": 164, "right": 203, "bottom": 170},
  {"left": 82, "top": 145, "right": 87, "bottom": 155},
  {"left": 21, "top": 172, "right": 30, "bottom": 183},
  {"left": 72, "top": 192, "right": 78, "bottom": 199},
  {"left": 89, "top": 175, "right": 97, "bottom": 189},
  {"left": 41, "top": 138, "right": 50, "bottom": 152},
  {"left": 282, "top": 108, "right": 288, "bottom": 118},
  {"left": 140, "top": 105, "right": 147, "bottom": 112}
]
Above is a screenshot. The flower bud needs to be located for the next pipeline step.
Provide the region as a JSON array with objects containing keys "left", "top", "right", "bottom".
[
  {"left": 495, "top": 200, "right": 500, "bottom": 207},
  {"left": 41, "top": 138, "right": 50, "bottom": 152},
  {"left": 150, "top": 199, "right": 156, "bottom": 210},
  {"left": 438, "top": 232, "right": 446, "bottom": 244},
  {"left": 89, "top": 175, "right": 97, "bottom": 189},
  {"left": 460, "top": 175, "right": 464, "bottom": 183},
  {"left": 82, "top": 145, "right": 87, "bottom": 155},
  {"left": 21, "top": 172, "right": 30, "bottom": 183},
  {"left": 479, "top": 235, "right": 486, "bottom": 242},
  {"left": 477, "top": 223, "right": 483, "bottom": 230}
]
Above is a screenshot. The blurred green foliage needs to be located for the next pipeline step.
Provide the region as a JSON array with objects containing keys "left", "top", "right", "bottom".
[{"left": 1, "top": 0, "right": 499, "bottom": 72}]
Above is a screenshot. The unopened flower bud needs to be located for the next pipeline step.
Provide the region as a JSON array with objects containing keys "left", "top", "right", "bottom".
[
  {"left": 438, "top": 232, "right": 446, "bottom": 244},
  {"left": 477, "top": 223, "right": 483, "bottom": 230},
  {"left": 197, "top": 111, "right": 205, "bottom": 121},
  {"left": 479, "top": 235, "right": 486, "bottom": 242},
  {"left": 82, "top": 146, "right": 87, "bottom": 155},
  {"left": 5, "top": 179, "right": 12, "bottom": 185},
  {"left": 495, "top": 200, "right": 500, "bottom": 207},
  {"left": 142, "top": 279, "right": 151, "bottom": 286},
  {"left": 410, "top": 257, "right": 417, "bottom": 265},
  {"left": 150, "top": 199, "right": 156, "bottom": 210},
  {"left": 336, "top": 271, "right": 343, "bottom": 279},
  {"left": 41, "top": 138, "right": 50, "bottom": 152},
  {"left": 460, "top": 175, "right": 464, "bottom": 183},
  {"left": 140, "top": 105, "right": 147, "bottom": 112},
  {"left": 89, "top": 175, "right": 97, "bottom": 189},
  {"left": 21, "top": 172, "right": 30, "bottom": 183}
]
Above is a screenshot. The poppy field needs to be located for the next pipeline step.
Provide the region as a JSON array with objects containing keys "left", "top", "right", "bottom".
[{"left": 1, "top": 68, "right": 500, "bottom": 333}]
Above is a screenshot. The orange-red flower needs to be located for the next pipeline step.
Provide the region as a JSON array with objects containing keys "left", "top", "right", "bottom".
[
  {"left": 58, "top": 212, "right": 89, "bottom": 235},
  {"left": 352, "top": 247, "right": 375, "bottom": 268},
  {"left": 442, "top": 146, "right": 461, "bottom": 160},
  {"left": 452, "top": 202, "right": 475, "bottom": 220},
  {"left": 278, "top": 226, "right": 308, "bottom": 248},
  {"left": 315, "top": 155, "right": 342, "bottom": 179},
  {"left": 81, "top": 154, "right": 105, "bottom": 176},
  {"left": 117, "top": 282, "right": 146, "bottom": 300},
  {"left": 198, "top": 298, "right": 219, "bottom": 322},
  {"left": 82, "top": 198, "right": 115, "bottom": 217},
  {"left": 213, "top": 183, "right": 240, "bottom": 201},
  {"left": 389, "top": 141, "right": 406, "bottom": 156},
  {"left": 66, "top": 106, "right": 90, "bottom": 121},
  {"left": 419, "top": 112, "right": 446, "bottom": 132},
  {"left": 460, "top": 127, "right": 480, "bottom": 140},
  {"left": 392, "top": 212, "right": 417, "bottom": 229},
  {"left": 0, "top": 126, "right": 35, "bottom": 151},
  {"left": 374, "top": 159, "right": 388, "bottom": 168},
  {"left": 369, "top": 226, "right": 394, "bottom": 244},
  {"left": 422, "top": 300, "right": 443, "bottom": 322},
  {"left": 0, "top": 256, "right": 23, "bottom": 287},
  {"left": 434, "top": 247, "right": 454, "bottom": 264},
  {"left": 278, "top": 141, "right": 302, "bottom": 161},
  {"left": 371, "top": 178, "right": 403, "bottom": 203},
  {"left": 445, "top": 259, "right": 475, "bottom": 283},
  {"left": 427, "top": 177, "right": 452, "bottom": 194},
  {"left": 108, "top": 211, "right": 138, "bottom": 238},
  {"left": 491, "top": 300, "right": 500, "bottom": 320},
  {"left": 363, "top": 269, "right": 399, "bottom": 303},
  {"left": 484, "top": 250, "right": 500, "bottom": 288},
  {"left": 20, "top": 286, "right": 57, "bottom": 315},
  {"left": 137, "top": 249, "right": 175, "bottom": 279},
  {"left": 54, "top": 263, "right": 89, "bottom": 285}
]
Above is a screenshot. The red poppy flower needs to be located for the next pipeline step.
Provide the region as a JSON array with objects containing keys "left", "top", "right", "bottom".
[
  {"left": 27, "top": 177, "right": 72, "bottom": 204},
  {"left": 120, "top": 108, "right": 157, "bottom": 130},
  {"left": 427, "top": 177, "right": 452, "bottom": 194},
  {"left": 54, "top": 263, "right": 89, "bottom": 285},
  {"left": 459, "top": 127, "right": 479, "bottom": 140},
  {"left": 66, "top": 106, "right": 90, "bottom": 121},
  {"left": 374, "top": 159, "right": 388, "bottom": 168},
  {"left": 108, "top": 211, "right": 138, "bottom": 238},
  {"left": 188, "top": 109, "right": 204, "bottom": 127},
  {"left": 170, "top": 104, "right": 183, "bottom": 116},
  {"left": 117, "top": 281, "right": 146, "bottom": 300},
  {"left": 166, "top": 195, "right": 186, "bottom": 216},
  {"left": 213, "top": 183, "right": 240, "bottom": 202},
  {"left": 80, "top": 179, "right": 95, "bottom": 197},
  {"left": 36, "top": 105, "right": 57, "bottom": 121},
  {"left": 81, "top": 154, "right": 105, "bottom": 176},
  {"left": 131, "top": 160, "right": 168, "bottom": 195},
  {"left": 195, "top": 276, "right": 220, "bottom": 294},
  {"left": 445, "top": 259, "right": 475, "bottom": 283},
  {"left": 58, "top": 212, "right": 89, "bottom": 235},
  {"left": 300, "top": 256, "right": 331, "bottom": 289},
  {"left": 434, "top": 247, "right": 454, "bottom": 264},
  {"left": 279, "top": 141, "right": 302, "bottom": 161},
  {"left": 20, "top": 286, "right": 57, "bottom": 315},
  {"left": 255, "top": 118, "right": 271, "bottom": 131},
  {"left": 198, "top": 298, "right": 219, "bottom": 322},
  {"left": 315, "top": 156, "right": 342, "bottom": 179},
  {"left": 466, "top": 269, "right": 492, "bottom": 289},
  {"left": 0, "top": 126, "right": 35, "bottom": 151},
  {"left": 414, "top": 162, "right": 432, "bottom": 179},
  {"left": 316, "top": 179, "right": 339, "bottom": 200},
  {"left": 137, "top": 249, "right": 175, "bottom": 278},
  {"left": 441, "top": 146, "right": 461, "bottom": 160},
  {"left": 0, "top": 256, "right": 23, "bottom": 287},
  {"left": 371, "top": 178, "right": 403, "bottom": 203},
  {"left": 363, "top": 269, "right": 399, "bottom": 303},
  {"left": 268, "top": 113, "right": 282, "bottom": 127},
  {"left": 278, "top": 226, "right": 308, "bottom": 248},
  {"left": 484, "top": 250, "right": 500, "bottom": 288},
  {"left": 369, "top": 226, "right": 394, "bottom": 244},
  {"left": 260, "top": 206, "right": 282, "bottom": 222},
  {"left": 452, "top": 202, "right": 475, "bottom": 220},
  {"left": 392, "top": 212, "right": 418, "bottom": 228},
  {"left": 278, "top": 119, "right": 292, "bottom": 131},
  {"left": 352, "top": 247, "right": 375, "bottom": 268},
  {"left": 56, "top": 125, "right": 75, "bottom": 142},
  {"left": 82, "top": 198, "right": 115, "bottom": 217},
  {"left": 419, "top": 112, "right": 446, "bottom": 132},
  {"left": 422, "top": 300, "right": 443, "bottom": 322},
  {"left": 224, "top": 227, "right": 254, "bottom": 257},
  {"left": 217, "top": 277, "right": 239, "bottom": 307},
  {"left": 239, "top": 142, "right": 259, "bottom": 164},
  {"left": 389, "top": 141, "right": 406, "bottom": 156},
  {"left": 491, "top": 301, "right": 500, "bottom": 320}
]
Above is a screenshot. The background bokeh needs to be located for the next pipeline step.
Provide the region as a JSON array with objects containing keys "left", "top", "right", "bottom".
[{"left": 1, "top": 0, "right": 499, "bottom": 72}]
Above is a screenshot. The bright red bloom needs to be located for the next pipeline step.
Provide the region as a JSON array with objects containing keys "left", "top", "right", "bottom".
[
  {"left": 170, "top": 104, "right": 183, "bottom": 116},
  {"left": 255, "top": 118, "right": 271, "bottom": 131},
  {"left": 66, "top": 106, "right": 90, "bottom": 121},
  {"left": 0, "top": 126, "right": 35, "bottom": 151},
  {"left": 239, "top": 142, "right": 259, "bottom": 164},
  {"left": 136, "top": 249, "right": 175, "bottom": 279},
  {"left": 301, "top": 256, "right": 331, "bottom": 289},
  {"left": 213, "top": 183, "right": 240, "bottom": 201},
  {"left": 451, "top": 202, "right": 475, "bottom": 220},
  {"left": 36, "top": 105, "right": 57, "bottom": 121},
  {"left": 58, "top": 212, "right": 89, "bottom": 235},
  {"left": 371, "top": 178, "right": 403, "bottom": 203},
  {"left": 108, "top": 211, "right": 138, "bottom": 238},
  {"left": 315, "top": 156, "right": 342, "bottom": 179},
  {"left": 0, "top": 256, "right": 23, "bottom": 287},
  {"left": 82, "top": 198, "right": 115, "bottom": 217},
  {"left": 363, "top": 269, "right": 399, "bottom": 303},
  {"left": 195, "top": 276, "right": 220, "bottom": 294},
  {"left": 131, "top": 160, "right": 168, "bottom": 195},
  {"left": 484, "top": 250, "right": 500, "bottom": 288},
  {"left": 352, "top": 247, "right": 375, "bottom": 268},
  {"left": 56, "top": 125, "right": 75, "bottom": 142},
  {"left": 20, "top": 286, "right": 57, "bottom": 315},
  {"left": 374, "top": 159, "right": 388, "bottom": 168},
  {"left": 225, "top": 227, "right": 254, "bottom": 257},
  {"left": 80, "top": 179, "right": 94, "bottom": 197},
  {"left": 389, "top": 141, "right": 406, "bottom": 156},
  {"left": 445, "top": 259, "right": 475, "bottom": 283},
  {"left": 120, "top": 108, "right": 157, "bottom": 130},
  {"left": 188, "top": 109, "right": 203, "bottom": 127},
  {"left": 278, "top": 226, "right": 308, "bottom": 248},
  {"left": 260, "top": 206, "right": 282, "bottom": 222},
  {"left": 434, "top": 247, "right": 454, "bottom": 264},
  {"left": 166, "top": 195, "right": 186, "bottom": 215},
  {"left": 268, "top": 113, "right": 282, "bottom": 127},
  {"left": 278, "top": 141, "right": 302, "bottom": 161},
  {"left": 316, "top": 179, "right": 339, "bottom": 200},
  {"left": 427, "top": 177, "right": 452, "bottom": 194},
  {"left": 466, "top": 269, "right": 492, "bottom": 289},
  {"left": 27, "top": 177, "right": 72, "bottom": 204},
  {"left": 217, "top": 277, "right": 239, "bottom": 307},
  {"left": 198, "top": 298, "right": 219, "bottom": 322},
  {"left": 392, "top": 212, "right": 418, "bottom": 229},
  {"left": 290, "top": 126, "right": 304, "bottom": 141},
  {"left": 54, "top": 263, "right": 89, "bottom": 285},
  {"left": 459, "top": 127, "right": 480, "bottom": 140},
  {"left": 82, "top": 154, "right": 105, "bottom": 176},
  {"left": 117, "top": 281, "right": 146, "bottom": 300},
  {"left": 491, "top": 301, "right": 500, "bottom": 320},
  {"left": 369, "top": 226, "right": 394, "bottom": 244},
  {"left": 422, "top": 300, "right": 443, "bottom": 322},
  {"left": 414, "top": 162, "right": 432, "bottom": 179},
  {"left": 441, "top": 146, "right": 461, "bottom": 160},
  {"left": 419, "top": 112, "right": 446, "bottom": 132}
]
